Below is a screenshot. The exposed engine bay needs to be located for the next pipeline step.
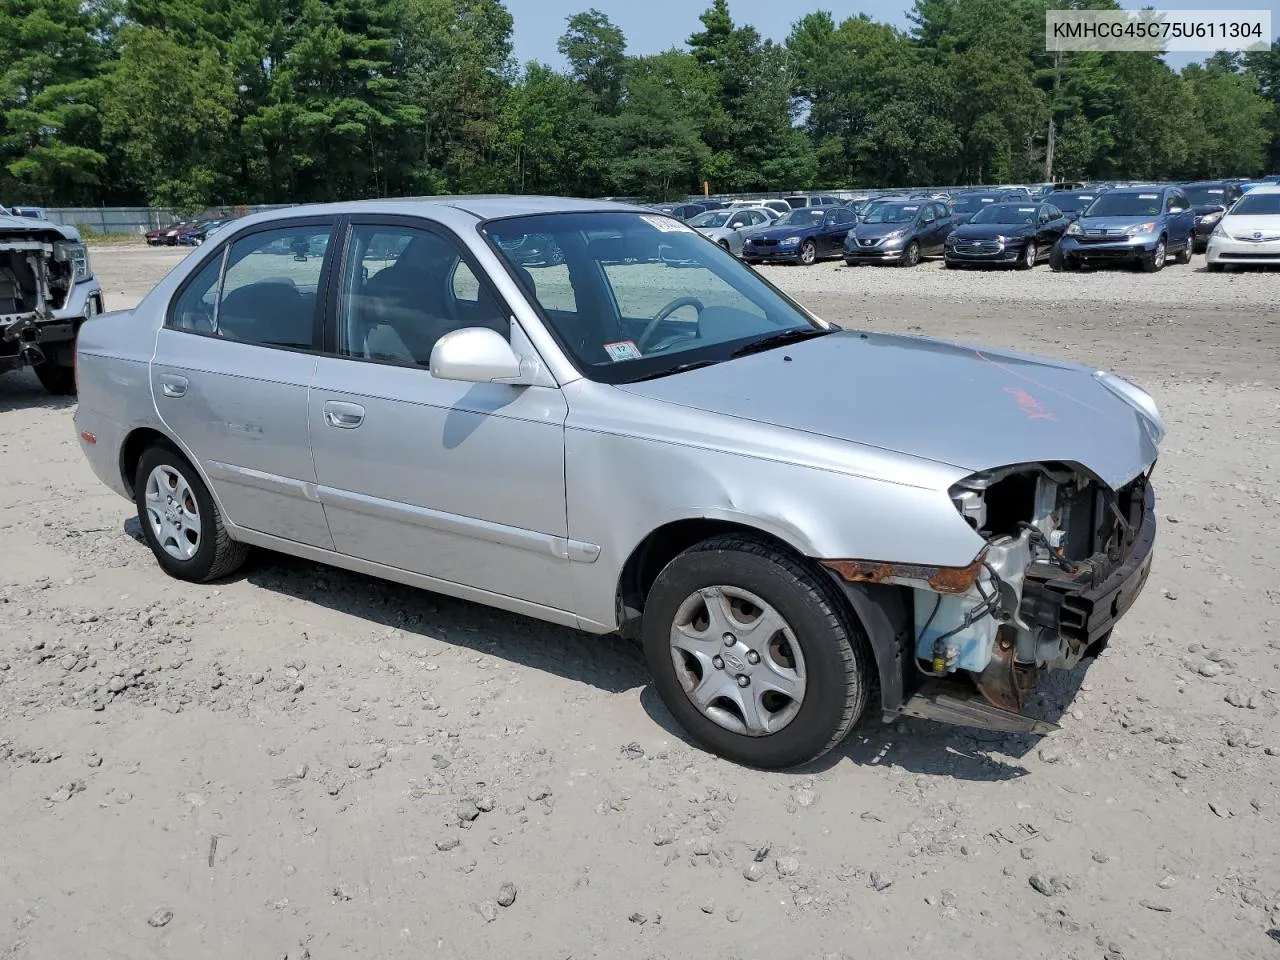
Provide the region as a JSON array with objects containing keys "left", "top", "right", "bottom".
[
  {"left": 916, "top": 462, "right": 1155, "bottom": 713},
  {"left": 1, "top": 238, "right": 80, "bottom": 322}
]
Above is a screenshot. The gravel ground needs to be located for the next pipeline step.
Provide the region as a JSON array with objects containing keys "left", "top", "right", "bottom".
[{"left": 1, "top": 244, "right": 1277, "bottom": 960}]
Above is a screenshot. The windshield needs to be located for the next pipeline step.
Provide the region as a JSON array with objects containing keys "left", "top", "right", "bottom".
[
  {"left": 970, "top": 204, "right": 1038, "bottom": 225},
  {"left": 1184, "top": 185, "right": 1228, "bottom": 206},
  {"left": 1230, "top": 192, "right": 1280, "bottom": 216},
  {"left": 483, "top": 212, "right": 823, "bottom": 384},
  {"left": 1054, "top": 192, "right": 1097, "bottom": 213},
  {"left": 1083, "top": 193, "right": 1163, "bottom": 218},
  {"left": 952, "top": 195, "right": 1001, "bottom": 213},
  {"left": 689, "top": 211, "right": 731, "bottom": 228},
  {"left": 863, "top": 203, "right": 921, "bottom": 224},
  {"left": 774, "top": 209, "right": 826, "bottom": 227}
]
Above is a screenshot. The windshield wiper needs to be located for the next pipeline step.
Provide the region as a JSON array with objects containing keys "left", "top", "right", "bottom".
[
  {"left": 730, "top": 327, "right": 831, "bottom": 358},
  {"left": 629, "top": 359, "right": 721, "bottom": 382}
]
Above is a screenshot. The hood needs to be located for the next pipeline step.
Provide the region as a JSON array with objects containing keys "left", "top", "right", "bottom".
[
  {"left": 0, "top": 214, "right": 78, "bottom": 242},
  {"left": 1220, "top": 214, "right": 1280, "bottom": 239},
  {"left": 617, "top": 331, "right": 1159, "bottom": 491},
  {"left": 696, "top": 226, "right": 732, "bottom": 240},
  {"left": 852, "top": 221, "right": 916, "bottom": 240},
  {"left": 748, "top": 222, "right": 822, "bottom": 241},
  {"left": 948, "top": 221, "right": 1034, "bottom": 241},
  {"left": 1075, "top": 215, "right": 1162, "bottom": 235},
  {"left": 1192, "top": 202, "right": 1226, "bottom": 216}
]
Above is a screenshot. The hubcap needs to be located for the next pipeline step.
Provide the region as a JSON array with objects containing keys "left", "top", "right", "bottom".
[
  {"left": 801, "top": 244, "right": 814, "bottom": 263},
  {"left": 1154, "top": 241, "right": 1165, "bottom": 267},
  {"left": 669, "top": 586, "right": 807, "bottom": 737},
  {"left": 144, "top": 465, "right": 201, "bottom": 561},
  {"left": 1025, "top": 243, "right": 1036, "bottom": 265}
]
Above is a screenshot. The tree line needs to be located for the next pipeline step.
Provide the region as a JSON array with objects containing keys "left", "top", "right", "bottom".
[{"left": 2, "top": 0, "right": 1277, "bottom": 209}]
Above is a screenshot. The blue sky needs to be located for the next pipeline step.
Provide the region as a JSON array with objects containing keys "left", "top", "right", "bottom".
[{"left": 504, "top": 0, "right": 1279, "bottom": 71}]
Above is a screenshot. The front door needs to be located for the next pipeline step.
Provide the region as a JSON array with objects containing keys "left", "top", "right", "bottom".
[
  {"left": 151, "top": 220, "right": 337, "bottom": 549},
  {"left": 307, "top": 219, "right": 573, "bottom": 610}
]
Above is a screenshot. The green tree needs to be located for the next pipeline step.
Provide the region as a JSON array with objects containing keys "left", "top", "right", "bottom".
[
  {"left": 100, "top": 26, "right": 237, "bottom": 206},
  {"left": 557, "top": 8, "right": 626, "bottom": 112},
  {"left": 1180, "top": 56, "right": 1272, "bottom": 179},
  {"left": 0, "top": 0, "right": 115, "bottom": 203}
]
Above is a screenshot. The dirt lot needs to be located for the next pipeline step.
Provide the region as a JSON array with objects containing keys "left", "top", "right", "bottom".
[{"left": 1, "top": 245, "right": 1278, "bottom": 960}]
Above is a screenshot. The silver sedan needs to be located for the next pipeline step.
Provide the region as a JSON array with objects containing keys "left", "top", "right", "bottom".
[
  {"left": 688, "top": 206, "right": 777, "bottom": 256},
  {"left": 74, "top": 197, "right": 1161, "bottom": 768}
]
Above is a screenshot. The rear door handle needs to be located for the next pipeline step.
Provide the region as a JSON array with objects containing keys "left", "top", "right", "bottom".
[
  {"left": 158, "top": 374, "right": 188, "bottom": 398},
  {"left": 323, "top": 400, "right": 365, "bottom": 429}
]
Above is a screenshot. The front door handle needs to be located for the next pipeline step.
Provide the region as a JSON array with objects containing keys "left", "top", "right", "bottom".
[
  {"left": 323, "top": 400, "right": 365, "bottom": 429},
  {"left": 158, "top": 374, "right": 188, "bottom": 398}
]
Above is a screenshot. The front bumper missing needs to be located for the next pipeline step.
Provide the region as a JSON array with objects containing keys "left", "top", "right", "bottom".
[{"left": 826, "top": 478, "right": 1157, "bottom": 735}]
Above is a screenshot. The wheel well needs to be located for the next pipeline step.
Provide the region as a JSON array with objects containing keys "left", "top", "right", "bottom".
[
  {"left": 119, "top": 427, "right": 171, "bottom": 495},
  {"left": 615, "top": 519, "right": 806, "bottom": 635}
]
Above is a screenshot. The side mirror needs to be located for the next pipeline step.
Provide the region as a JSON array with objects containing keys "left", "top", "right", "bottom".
[{"left": 430, "top": 327, "right": 528, "bottom": 385}]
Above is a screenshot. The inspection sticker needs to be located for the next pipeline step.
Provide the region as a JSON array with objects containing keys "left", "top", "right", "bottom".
[
  {"left": 604, "top": 340, "right": 643, "bottom": 362},
  {"left": 641, "top": 215, "right": 693, "bottom": 233}
]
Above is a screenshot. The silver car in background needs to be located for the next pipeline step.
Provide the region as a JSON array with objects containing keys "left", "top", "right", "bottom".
[
  {"left": 73, "top": 197, "right": 1161, "bottom": 768},
  {"left": 688, "top": 206, "right": 778, "bottom": 256}
]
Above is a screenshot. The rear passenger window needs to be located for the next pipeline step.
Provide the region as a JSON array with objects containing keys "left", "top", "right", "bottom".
[
  {"left": 216, "top": 226, "right": 330, "bottom": 349},
  {"left": 170, "top": 252, "right": 223, "bottom": 334}
]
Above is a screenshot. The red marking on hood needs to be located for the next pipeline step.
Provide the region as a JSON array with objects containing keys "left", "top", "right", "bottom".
[{"left": 1004, "top": 386, "right": 1055, "bottom": 421}]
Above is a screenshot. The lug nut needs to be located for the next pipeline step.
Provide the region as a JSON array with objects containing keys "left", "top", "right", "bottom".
[
  {"left": 722, "top": 634, "right": 735, "bottom": 646},
  {"left": 736, "top": 674, "right": 750, "bottom": 688},
  {"left": 746, "top": 650, "right": 760, "bottom": 665},
  {"left": 712, "top": 656, "right": 724, "bottom": 670}
]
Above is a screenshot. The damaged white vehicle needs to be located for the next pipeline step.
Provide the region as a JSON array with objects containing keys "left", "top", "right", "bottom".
[
  {"left": 1, "top": 211, "right": 104, "bottom": 394},
  {"left": 72, "top": 198, "right": 1159, "bottom": 768}
]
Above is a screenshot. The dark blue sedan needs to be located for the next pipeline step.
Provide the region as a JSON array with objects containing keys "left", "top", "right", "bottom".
[{"left": 740, "top": 206, "right": 857, "bottom": 265}]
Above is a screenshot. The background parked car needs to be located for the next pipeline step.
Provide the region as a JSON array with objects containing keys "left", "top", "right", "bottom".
[
  {"left": 1182, "top": 181, "right": 1243, "bottom": 252},
  {"left": 9, "top": 205, "right": 47, "bottom": 219},
  {"left": 178, "top": 219, "right": 234, "bottom": 246},
  {"left": 943, "top": 201, "right": 1069, "bottom": 269},
  {"left": 654, "top": 202, "right": 712, "bottom": 221},
  {"left": 688, "top": 207, "right": 777, "bottom": 256},
  {"left": 783, "top": 194, "right": 843, "bottom": 209},
  {"left": 1204, "top": 185, "right": 1280, "bottom": 272},
  {"left": 1051, "top": 188, "right": 1107, "bottom": 222},
  {"left": 949, "top": 190, "right": 1026, "bottom": 226},
  {"left": 741, "top": 205, "right": 855, "bottom": 264},
  {"left": 843, "top": 199, "right": 954, "bottom": 266},
  {"left": 1052, "top": 185, "right": 1195, "bottom": 272}
]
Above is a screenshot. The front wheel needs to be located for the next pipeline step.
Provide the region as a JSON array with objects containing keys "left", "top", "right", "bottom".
[
  {"left": 899, "top": 241, "right": 921, "bottom": 267},
  {"left": 1141, "top": 236, "right": 1166, "bottom": 272},
  {"left": 799, "top": 240, "right": 817, "bottom": 265},
  {"left": 642, "top": 535, "right": 872, "bottom": 769},
  {"left": 1018, "top": 241, "right": 1037, "bottom": 270},
  {"left": 134, "top": 444, "right": 249, "bottom": 583},
  {"left": 1206, "top": 261, "right": 1224, "bottom": 273},
  {"left": 1049, "top": 243, "right": 1076, "bottom": 272}
]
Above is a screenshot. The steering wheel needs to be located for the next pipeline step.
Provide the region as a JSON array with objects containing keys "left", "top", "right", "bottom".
[{"left": 636, "top": 296, "right": 705, "bottom": 352}]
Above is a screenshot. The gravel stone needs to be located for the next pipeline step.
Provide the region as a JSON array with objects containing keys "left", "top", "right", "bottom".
[
  {"left": 496, "top": 882, "right": 517, "bottom": 907},
  {"left": 869, "top": 871, "right": 893, "bottom": 892},
  {"left": 146, "top": 909, "right": 173, "bottom": 928}
]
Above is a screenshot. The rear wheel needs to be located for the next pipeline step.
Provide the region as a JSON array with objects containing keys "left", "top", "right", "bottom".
[
  {"left": 642, "top": 535, "right": 872, "bottom": 769},
  {"left": 134, "top": 443, "right": 249, "bottom": 583},
  {"left": 799, "top": 240, "right": 817, "bottom": 265},
  {"left": 1175, "top": 232, "right": 1194, "bottom": 264}
]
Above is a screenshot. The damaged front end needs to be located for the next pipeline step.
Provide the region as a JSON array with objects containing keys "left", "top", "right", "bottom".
[
  {"left": 1, "top": 225, "right": 93, "bottom": 372},
  {"left": 824, "top": 462, "right": 1156, "bottom": 734}
]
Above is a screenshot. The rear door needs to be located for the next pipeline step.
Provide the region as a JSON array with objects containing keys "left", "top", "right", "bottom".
[{"left": 152, "top": 219, "right": 337, "bottom": 548}]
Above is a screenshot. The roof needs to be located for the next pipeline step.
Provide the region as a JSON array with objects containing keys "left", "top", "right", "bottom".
[{"left": 1237, "top": 184, "right": 1280, "bottom": 195}]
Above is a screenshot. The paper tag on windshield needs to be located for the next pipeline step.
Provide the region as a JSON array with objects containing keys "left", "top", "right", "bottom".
[
  {"left": 1139, "top": 193, "right": 1158, "bottom": 199},
  {"left": 604, "top": 340, "right": 642, "bottom": 362},
  {"left": 641, "top": 215, "right": 692, "bottom": 233}
]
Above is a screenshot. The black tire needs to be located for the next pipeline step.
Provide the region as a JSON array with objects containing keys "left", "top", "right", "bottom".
[
  {"left": 33, "top": 358, "right": 77, "bottom": 395},
  {"left": 843, "top": 259, "right": 859, "bottom": 267},
  {"left": 1206, "top": 261, "right": 1224, "bottom": 273},
  {"left": 799, "top": 240, "right": 817, "bottom": 265},
  {"left": 899, "top": 241, "right": 920, "bottom": 267},
  {"left": 1140, "top": 236, "right": 1166, "bottom": 272},
  {"left": 134, "top": 443, "right": 249, "bottom": 583},
  {"left": 1175, "top": 233, "right": 1193, "bottom": 264},
  {"left": 641, "top": 535, "right": 872, "bottom": 769},
  {"left": 718, "top": 240, "right": 730, "bottom": 251},
  {"left": 1048, "top": 243, "right": 1076, "bottom": 272},
  {"left": 1017, "top": 241, "right": 1037, "bottom": 270}
]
